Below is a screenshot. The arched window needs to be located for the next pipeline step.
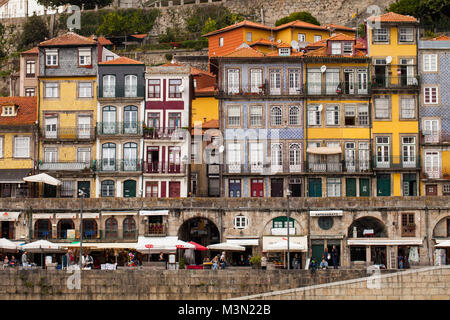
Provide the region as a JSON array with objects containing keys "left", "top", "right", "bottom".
[
  {"left": 123, "top": 142, "right": 138, "bottom": 171},
  {"left": 57, "top": 219, "right": 74, "bottom": 239},
  {"left": 271, "top": 143, "right": 282, "bottom": 167},
  {"left": 124, "top": 75, "right": 137, "bottom": 97},
  {"left": 271, "top": 106, "right": 283, "bottom": 126},
  {"left": 124, "top": 105, "right": 138, "bottom": 134},
  {"left": 289, "top": 106, "right": 300, "bottom": 125},
  {"left": 34, "top": 219, "right": 52, "bottom": 239},
  {"left": 123, "top": 217, "right": 136, "bottom": 239},
  {"left": 102, "top": 143, "right": 116, "bottom": 171},
  {"left": 82, "top": 219, "right": 98, "bottom": 239},
  {"left": 103, "top": 75, "right": 115, "bottom": 97},
  {"left": 101, "top": 180, "right": 115, "bottom": 197},
  {"left": 102, "top": 106, "right": 116, "bottom": 134},
  {"left": 289, "top": 143, "right": 301, "bottom": 167},
  {"left": 105, "top": 218, "right": 118, "bottom": 238}
]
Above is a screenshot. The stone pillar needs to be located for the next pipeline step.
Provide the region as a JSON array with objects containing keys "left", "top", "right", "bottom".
[
  {"left": 180, "top": 0, "right": 184, "bottom": 4},
  {"left": 195, "top": 0, "right": 200, "bottom": 4},
  {"left": 366, "top": 245, "right": 371, "bottom": 266}
]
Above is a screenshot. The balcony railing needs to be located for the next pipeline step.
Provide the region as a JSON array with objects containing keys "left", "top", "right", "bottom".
[
  {"left": 146, "top": 223, "right": 166, "bottom": 235},
  {"left": 305, "top": 81, "right": 369, "bottom": 95},
  {"left": 41, "top": 127, "right": 96, "bottom": 141},
  {"left": 421, "top": 131, "right": 450, "bottom": 144},
  {"left": 39, "top": 161, "right": 94, "bottom": 171},
  {"left": 372, "top": 156, "right": 421, "bottom": 170},
  {"left": 143, "top": 162, "right": 186, "bottom": 174},
  {"left": 401, "top": 225, "right": 416, "bottom": 237},
  {"left": 371, "top": 76, "right": 420, "bottom": 89},
  {"left": 97, "top": 122, "right": 142, "bottom": 135},
  {"left": 143, "top": 127, "right": 187, "bottom": 140},
  {"left": 96, "top": 159, "right": 143, "bottom": 172},
  {"left": 224, "top": 163, "right": 305, "bottom": 174},
  {"left": 307, "top": 162, "right": 343, "bottom": 173},
  {"left": 422, "top": 171, "right": 443, "bottom": 180},
  {"left": 219, "top": 80, "right": 304, "bottom": 97}
]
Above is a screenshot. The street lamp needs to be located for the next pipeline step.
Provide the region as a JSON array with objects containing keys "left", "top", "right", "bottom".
[
  {"left": 78, "top": 189, "right": 86, "bottom": 270},
  {"left": 286, "top": 186, "right": 291, "bottom": 270}
]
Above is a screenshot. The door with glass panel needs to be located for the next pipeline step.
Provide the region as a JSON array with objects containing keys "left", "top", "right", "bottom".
[
  {"left": 124, "top": 75, "right": 137, "bottom": 97},
  {"left": 78, "top": 116, "right": 91, "bottom": 139},
  {"left": 307, "top": 70, "right": 321, "bottom": 95},
  {"left": 271, "top": 143, "right": 283, "bottom": 173},
  {"left": 425, "top": 152, "right": 439, "bottom": 179},
  {"left": 124, "top": 106, "right": 138, "bottom": 134},
  {"left": 102, "top": 143, "right": 116, "bottom": 171},
  {"left": 288, "top": 69, "right": 300, "bottom": 95},
  {"left": 423, "top": 120, "right": 439, "bottom": 143},
  {"left": 357, "top": 70, "right": 368, "bottom": 94},
  {"left": 45, "top": 117, "right": 57, "bottom": 139},
  {"left": 250, "top": 69, "right": 262, "bottom": 94},
  {"left": 345, "top": 142, "right": 356, "bottom": 172},
  {"left": 326, "top": 69, "right": 340, "bottom": 95},
  {"left": 344, "top": 69, "right": 354, "bottom": 94},
  {"left": 123, "top": 142, "right": 138, "bottom": 171},
  {"left": 326, "top": 142, "right": 341, "bottom": 172},
  {"left": 168, "top": 147, "right": 181, "bottom": 173},
  {"left": 269, "top": 70, "right": 281, "bottom": 95},
  {"left": 402, "top": 137, "right": 416, "bottom": 168},
  {"left": 227, "top": 143, "right": 241, "bottom": 173},
  {"left": 227, "top": 69, "right": 240, "bottom": 94},
  {"left": 289, "top": 144, "right": 302, "bottom": 172},
  {"left": 102, "top": 106, "right": 116, "bottom": 134},
  {"left": 358, "top": 142, "right": 370, "bottom": 171},
  {"left": 376, "top": 137, "right": 390, "bottom": 168},
  {"left": 250, "top": 142, "right": 263, "bottom": 173}
]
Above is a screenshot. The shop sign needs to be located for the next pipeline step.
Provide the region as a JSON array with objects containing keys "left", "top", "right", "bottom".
[
  {"left": 309, "top": 210, "right": 343, "bottom": 217},
  {"left": 67, "top": 229, "right": 75, "bottom": 240}
]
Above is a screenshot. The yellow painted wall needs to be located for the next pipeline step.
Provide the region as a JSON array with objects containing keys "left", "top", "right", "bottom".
[
  {"left": 251, "top": 45, "right": 276, "bottom": 53},
  {"left": 192, "top": 96, "right": 219, "bottom": 125},
  {"left": 0, "top": 133, "right": 34, "bottom": 169},
  {"left": 243, "top": 28, "right": 271, "bottom": 44},
  {"left": 443, "top": 151, "right": 450, "bottom": 176},
  {"left": 276, "top": 28, "right": 330, "bottom": 44}
]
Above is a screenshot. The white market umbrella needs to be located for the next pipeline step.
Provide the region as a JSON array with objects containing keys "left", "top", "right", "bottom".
[
  {"left": 135, "top": 237, "right": 194, "bottom": 253},
  {"left": 266, "top": 239, "right": 307, "bottom": 252},
  {"left": 0, "top": 238, "right": 19, "bottom": 251},
  {"left": 22, "top": 240, "right": 62, "bottom": 253},
  {"left": 436, "top": 240, "right": 450, "bottom": 248},
  {"left": 23, "top": 173, "right": 61, "bottom": 186},
  {"left": 207, "top": 242, "right": 245, "bottom": 251}
]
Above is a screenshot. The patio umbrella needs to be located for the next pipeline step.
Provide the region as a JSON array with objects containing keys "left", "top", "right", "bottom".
[
  {"left": 0, "top": 238, "right": 19, "bottom": 251},
  {"left": 188, "top": 241, "right": 207, "bottom": 251},
  {"left": 266, "top": 239, "right": 307, "bottom": 252},
  {"left": 183, "top": 249, "right": 195, "bottom": 265},
  {"left": 23, "top": 173, "right": 61, "bottom": 186},
  {"left": 207, "top": 242, "right": 245, "bottom": 251},
  {"left": 22, "top": 240, "right": 62, "bottom": 253}
]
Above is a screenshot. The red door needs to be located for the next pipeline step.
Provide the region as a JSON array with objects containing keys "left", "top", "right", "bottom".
[
  {"left": 161, "top": 181, "right": 166, "bottom": 198},
  {"left": 169, "top": 181, "right": 181, "bottom": 198},
  {"left": 251, "top": 179, "right": 264, "bottom": 197},
  {"left": 168, "top": 147, "right": 181, "bottom": 173},
  {"left": 146, "top": 147, "right": 159, "bottom": 173},
  {"left": 426, "top": 184, "right": 437, "bottom": 196},
  {"left": 145, "top": 182, "right": 158, "bottom": 197}
]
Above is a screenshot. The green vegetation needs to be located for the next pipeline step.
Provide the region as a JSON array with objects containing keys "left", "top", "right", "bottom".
[
  {"left": 388, "top": 0, "right": 450, "bottom": 32},
  {"left": 18, "top": 15, "right": 49, "bottom": 51},
  {"left": 37, "top": 0, "right": 113, "bottom": 9},
  {"left": 275, "top": 11, "right": 321, "bottom": 27}
]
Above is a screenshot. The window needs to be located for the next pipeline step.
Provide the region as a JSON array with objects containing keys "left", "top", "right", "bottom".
[
  {"left": 424, "top": 151, "right": 439, "bottom": 178},
  {"left": 168, "top": 79, "right": 182, "bottom": 98},
  {"left": 359, "top": 142, "right": 370, "bottom": 171},
  {"left": 78, "top": 82, "right": 92, "bottom": 98},
  {"left": 278, "top": 48, "right": 291, "bottom": 56},
  {"left": 270, "top": 106, "right": 283, "bottom": 126},
  {"left": 331, "top": 42, "right": 341, "bottom": 55},
  {"left": 327, "top": 178, "right": 341, "bottom": 197},
  {"left": 249, "top": 106, "right": 263, "bottom": 127},
  {"left": 345, "top": 142, "right": 356, "bottom": 171},
  {"left": 271, "top": 143, "right": 283, "bottom": 167},
  {"left": 326, "top": 105, "right": 339, "bottom": 125},
  {"left": 227, "top": 143, "right": 241, "bottom": 169},
  {"left": 77, "top": 148, "right": 91, "bottom": 163},
  {"left": 308, "top": 105, "right": 321, "bottom": 125},
  {"left": 288, "top": 69, "right": 300, "bottom": 94},
  {"left": 358, "top": 105, "right": 369, "bottom": 126},
  {"left": 26, "top": 60, "right": 35, "bottom": 77},
  {"left": 289, "top": 106, "right": 300, "bottom": 125},
  {"left": 1, "top": 106, "right": 14, "bottom": 116},
  {"left": 374, "top": 98, "right": 389, "bottom": 119},
  {"left": 298, "top": 33, "right": 306, "bottom": 42},
  {"left": 443, "top": 184, "right": 450, "bottom": 195},
  {"left": 399, "top": 28, "right": 414, "bottom": 42},
  {"left": 343, "top": 42, "right": 353, "bottom": 54},
  {"left": 124, "top": 75, "right": 137, "bottom": 97},
  {"left": 423, "top": 119, "right": 440, "bottom": 143},
  {"left": 246, "top": 32, "right": 252, "bottom": 42},
  {"left": 402, "top": 137, "right": 416, "bottom": 167},
  {"left": 314, "top": 35, "right": 322, "bottom": 42},
  {"left": 45, "top": 49, "right": 58, "bottom": 66},
  {"left": 61, "top": 181, "right": 74, "bottom": 198},
  {"left": 227, "top": 106, "right": 240, "bottom": 126},
  {"left": 123, "top": 218, "right": 136, "bottom": 239},
  {"left": 146, "top": 182, "right": 158, "bottom": 198},
  {"left": 0, "top": 137, "right": 3, "bottom": 158},
  {"left": 123, "top": 142, "right": 138, "bottom": 171},
  {"left": 44, "top": 116, "right": 57, "bottom": 138},
  {"left": 344, "top": 105, "right": 356, "bottom": 125},
  {"left": 14, "top": 136, "right": 30, "bottom": 158},
  {"left": 105, "top": 218, "right": 118, "bottom": 238},
  {"left": 250, "top": 142, "right": 264, "bottom": 172},
  {"left": 44, "top": 82, "right": 58, "bottom": 98},
  {"left": 357, "top": 70, "right": 368, "bottom": 94},
  {"left": 78, "top": 48, "right": 91, "bottom": 66},
  {"left": 168, "top": 112, "right": 181, "bottom": 128},
  {"left": 219, "top": 37, "right": 224, "bottom": 47},
  {"left": 103, "top": 75, "right": 115, "bottom": 97},
  {"left": 147, "top": 112, "right": 160, "bottom": 128},
  {"left": 318, "top": 217, "right": 334, "bottom": 230},
  {"left": 44, "top": 147, "right": 57, "bottom": 163},
  {"left": 289, "top": 143, "right": 301, "bottom": 170},
  {"left": 424, "top": 87, "right": 438, "bottom": 104},
  {"left": 400, "top": 97, "right": 415, "bottom": 119},
  {"left": 376, "top": 137, "right": 390, "bottom": 167},
  {"left": 101, "top": 180, "right": 115, "bottom": 197},
  {"left": 234, "top": 216, "right": 248, "bottom": 229},
  {"left": 250, "top": 69, "right": 262, "bottom": 93},
  {"left": 307, "top": 69, "right": 321, "bottom": 95},
  {"left": 326, "top": 69, "right": 340, "bottom": 94},
  {"left": 423, "top": 54, "right": 437, "bottom": 72},
  {"left": 269, "top": 70, "right": 281, "bottom": 94},
  {"left": 272, "top": 217, "right": 294, "bottom": 229},
  {"left": 25, "top": 88, "right": 35, "bottom": 96},
  {"left": 227, "top": 69, "right": 240, "bottom": 94},
  {"left": 148, "top": 79, "right": 160, "bottom": 98},
  {"left": 373, "top": 28, "right": 388, "bottom": 42}
]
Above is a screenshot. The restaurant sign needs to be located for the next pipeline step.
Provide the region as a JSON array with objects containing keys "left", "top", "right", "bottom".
[{"left": 309, "top": 210, "right": 343, "bottom": 217}]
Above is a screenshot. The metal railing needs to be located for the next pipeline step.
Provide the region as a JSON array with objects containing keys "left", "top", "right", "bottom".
[
  {"left": 224, "top": 163, "right": 305, "bottom": 174},
  {"left": 143, "top": 127, "right": 187, "bottom": 140},
  {"left": 146, "top": 223, "right": 166, "bottom": 235},
  {"left": 39, "top": 161, "right": 94, "bottom": 171},
  {"left": 40, "top": 127, "right": 96, "bottom": 141},
  {"left": 421, "top": 131, "right": 450, "bottom": 144},
  {"left": 96, "top": 159, "right": 143, "bottom": 172},
  {"left": 219, "top": 80, "right": 304, "bottom": 97},
  {"left": 97, "top": 122, "right": 143, "bottom": 135},
  {"left": 143, "top": 162, "right": 186, "bottom": 174},
  {"left": 305, "top": 81, "right": 369, "bottom": 95},
  {"left": 371, "top": 76, "right": 420, "bottom": 89},
  {"left": 372, "top": 156, "right": 421, "bottom": 169}
]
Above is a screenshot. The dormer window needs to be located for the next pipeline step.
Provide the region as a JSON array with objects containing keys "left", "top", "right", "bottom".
[
  {"left": 78, "top": 48, "right": 92, "bottom": 66},
  {"left": 331, "top": 42, "right": 341, "bottom": 55},
  {"left": 279, "top": 47, "right": 291, "bottom": 56},
  {"left": 45, "top": 49, "right": 58, "bottom": 66},
  {"left": 343, "top": 42, "right": 353, "bottom": 54},
  {"left": 1, "top": 105, "right": 16, "bottom": 116}
]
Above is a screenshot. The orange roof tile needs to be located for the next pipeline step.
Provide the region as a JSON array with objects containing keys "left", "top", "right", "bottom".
[
  {"left": 99, "top": 56, "right": 144, "bottom": 65},
  {"left": 327, "top": 33, "right": 355, "bottom": 41},
  {"left": 195, "top": 86, "right": 217, "bottom": 94},
  {"left": 131, "top": 34, "right": 147, "bottom": 39},
  {"left": 21, "top": 47, "right": 38, "bottom": 54},
  {"left": 203, "top": 119, "right": 219, "bottom": 128},
  {"left": 325, "top": 24, "right": 355, "bottom": 31},
  {"left": 97, "top": 36, "right": 113, "bottom": 46},
  {"left": 430, "top": 35, "right": 450, "bottom": 41},
  {"left": 220, "top": 47, "right": 265, "bottom": 58},
  {"left": 202, "top": 20, "right": 272, "bottom": 37},
  {"left": 161, "top": 62, "right": 184, "bottom": 67},
  {"left": 277, "top": 42, "right": 291, "bottom": 48},
  {"left": 367, "top": 12, "right": 418, "bottom": 23},
  {"left": 39, "top": 32, "right": 97, "bottom": 47},
  {"left": 305, "top": 46, "right": 367, "bottom": 58},
  {"left": 190, "top": 67, "right": 215, "bottom": 77},
  {"left": 0, "top": 97, "right": 37, "bottom": 126},
  {"left": 249, "top": 38, "right": 279, "bottom": 47},
  {"left": 265, "top": 49, "right": 304, "bottom": 57},
  {"left": 307, "top": 39, "right": 328, "bottom": 48},
  {"left": 274, "top": 20, "right": 327, "bottom": 31}
]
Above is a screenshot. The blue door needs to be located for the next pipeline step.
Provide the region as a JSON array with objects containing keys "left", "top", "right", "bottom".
[{"left": 229, "top": 179, "right": 241, "bottom": 197}]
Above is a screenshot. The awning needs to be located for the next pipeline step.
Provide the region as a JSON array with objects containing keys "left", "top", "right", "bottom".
[
  {"left": 102, "top": 211, "right": 137, "bottom": 216},
  {"left": 435, "top": 240, "right": 450, "bottom": 248},
  {"left": 94, "top": 243, "right": 137, "bottom": 249},
  {"left": 310, "top": 210, "right": 343, "bottom": 217},
  {"left": 0, "top": 238, "right": 20, "bottom": 250},
  {"left": 32, "top": 214, "right": 54, "bottom": 220},
  {"left": 0, "top": 169, "right": 32, "bottom": 183},
  {"left": 23, "top": 173, "right": 61, "bottom": 186},
  {"left": 263, "top": 236, "right": 308, "bottom": 252},
  {"left": 22, "top": 240, "right": 63, "bottom": 253},
  {"left": 207, "top": 242, "right": 245, "bottom": 251},
  {"left": 188, "top": 241, "right": 207, "bottom": 251},
  {"left": 139, "top": 210, "right": 169, "bottom": 216},
  {"left": 0, "top": 212, "right": 21, "bottom": 221},
  {"left": 81, "top": 213, "right": 99, "bottom": 219},
  {"left": 226, "top": 238, "right": 259, "bottom": 246},
  {"left": 306, "top": 147, "right": 342, "bottom": 155},
  {"left": 135, "top": 236, "right": 193, "bottom": 253},
  {"left": 55, "top": 213, "right": 77, "bottom": 219},
  {"left": 60, "top": 242, "right": 99, "bottom": 248},
  {"left": 347, "top": 238, "right": 423, "bottom": 246}
]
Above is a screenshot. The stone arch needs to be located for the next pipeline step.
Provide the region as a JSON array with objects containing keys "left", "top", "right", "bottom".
[
  {"left": 260, "top": 214, "right": 305, "bottom": 238},
  {"left": 177, "top": 216, "right": 220, "bottom": 247},
  {"left": 347, "top": 215, "right": 387, "bottom": 238},
  {"left": 432, "top": 215, "right": 450, "bottom": 238}
]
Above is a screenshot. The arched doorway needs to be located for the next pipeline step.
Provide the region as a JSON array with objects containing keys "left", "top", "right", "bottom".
[
  {"left": 34, "top": 219, "right": 52, "bottom": 239},
  {"left": 432, "top": 216, "right": 450, "bottom": 265},
  {"left": 58, "top": 219, "right": 74, "bottom": 239}
]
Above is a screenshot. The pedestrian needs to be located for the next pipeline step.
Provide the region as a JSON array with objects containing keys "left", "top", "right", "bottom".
[
  {"left": 331, "top": 245, "right": 338, "bottom": 269},
  {"left": 212, "top": 255, "right": 219, "bottom": 270},
  {"left": 320, "top": 258, "right": 328, "bottom": 270},
  {"left": 9, "top": 255, "right": 18, "bottom": 267},
  {"left": 3, "top": 255, "right": 9, "bottom": 265},
  {"left": 323, "top": 247, "right": 330, "bottom": 263},
  {"left": 21, "top": 251, "right": 30, "bottom": 267},
  {"left": 261, "top": 253, "right": 267, "bottom": 270},
  {"left": 220, "top": 251, "right": 227, "bottom": 269},
  {"left": 309, "top": 257, "right": 317, "bottom": 275},
  {"left": 159, "top": 252, "right": 165, "bottom": 262}
]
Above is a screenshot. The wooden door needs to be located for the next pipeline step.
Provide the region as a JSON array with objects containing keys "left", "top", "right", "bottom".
[
  {"left": 169, "top": 181, "right": 180, "bottom": 198},
  {"left": 270, "top": 178, "right": 284, "bottom": 197},
  {"left": 251, "top": 179, "right": 264, "bottom": 197}
]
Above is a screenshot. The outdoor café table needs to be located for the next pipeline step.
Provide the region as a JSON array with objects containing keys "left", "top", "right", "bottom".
[
  {"left": 186, "top": 265, "right": 203, "bottom": 270},
  {"left": 203, "top": 263, "right": 213, "bottom": 270}
]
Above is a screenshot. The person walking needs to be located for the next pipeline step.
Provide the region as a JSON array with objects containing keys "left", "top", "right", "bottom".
[
  {"left": 331, "top": 246, "right": 339, "bottom": 269},
  {"left": 220, "top": 251, "right": 227, "bottom": 269},
  {"left": 323, "top": 247, "right": 330, "bottom": 264},
  {"left": 21, "top": 251, "right": 30, "bottom": 267},
  {"left": 261, "top": 253, "right": 267, "bottom": 270}
]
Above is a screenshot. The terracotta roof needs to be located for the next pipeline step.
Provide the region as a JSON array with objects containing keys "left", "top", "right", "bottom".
[
  {"left": 39, "top": 32, "right": 97, "bottom": 47},
  {"left": 274, "top": 20, "right": 327, "bottom": 31},
  {"left": 327, "top": 33, "right": 355, "bottom": 41},
  {"left": 21, "top": 47, "right": 38, "bottom": 55},
  {"left": 430, "top": 35, "right": 450, "bottom": 41},
  {"left": 97, "top": 36, "right": 113, "bottom": 46},
  {"left": 130, "top": 34, "right": 147, "bottom": 39},
  {"left": 0, "top": 97, "right": 37, "bottom": 126},
  {"left": 355, "top": 38, "right": 367, "bottom": 49},
  {"left": 191, "top": 67, "right": 215, "bottom": 77},
  {"left": 307, "top": 39, "right": 328, "bottom": 48},
  {"left": 277, "top": 42, "right": 291, "bottom": 48},
  {"left": 220, "top": 47, "right": 265, "bottom": 58},
  {"left": 195, "top": 86, "right": 217, "bottom": 94},
  {"left": 265, "top": 49, "right": 304, "bottom": 57},
  {"left": 249, "top": 38, "right": 279, "bottom": 47},
  {"left": 202, "top": 20, "right": 272, "bottom": 37},
  {"left": 99, "top": 56, "right": 144, "bottom": 65},
  {"left": 202, "top": 119, "right": 219, "bottom": 129},
  {"left": 161, "top": 62, "right": 185, "bottom": 67},
  {"left": 325, "top": 24, "right": 355, "bottom": 31},
  {"left": 305, "top": 46, "right": 367, "bottom": 58},
  {"left": 367, "top": 12, "right": 418, "bottom": 23}
]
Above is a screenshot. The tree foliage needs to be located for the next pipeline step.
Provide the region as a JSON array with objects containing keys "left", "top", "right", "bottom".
[
  {"left": 275, "top": 11, "right": 320, "bottom": 27},
  {"left": 18, "top": 15, "right": 49, "bottom": 51},
  {"left": 37, "top": 0, "right": 113, "bottom": 9},
  {"left": 96, "top": 9, "right": 160, "bottom": 36},
  {"left": 0, "top": 22, "right": 19, "bottom": 62}
]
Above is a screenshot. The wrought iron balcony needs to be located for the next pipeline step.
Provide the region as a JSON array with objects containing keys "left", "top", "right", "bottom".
[
  {"left": 39, "top": 161, "right": 94, "bottom": 172},
  {"left": 143, "top": 161, "right": 186, "bottom": 174},
  {"left": 143, "top": 127, "right": 187, "bottom": 140},
  {"left": 96, "top": 122, "right": 142, "bottom": 135},
  {"left": 421, "top": 131, "right": 450, "bottom": 145},
  {"left": 96, "top": 159, "right": 143, "bottom": 172},
  {"left": 371, "top": 76, "right": 420, "bottom": 89},
  {"left": 305, "top": 81, "right": 369, "bottom": 96},
  {"left": 372, "top": 156, "right": 421, "bottom": 170},
  {"left": 40, "top": 127, "right": 96, "bottom": 141},
  {"left": 224, "top": 163, "right": 305, "bottom": 174},
  {"left": 218, "top": 80, "right": 304, "bottom": 97}
]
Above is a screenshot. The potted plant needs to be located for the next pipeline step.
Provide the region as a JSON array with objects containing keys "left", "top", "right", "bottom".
[
  {"left": 250, "top": 254, "right": 261, "bottom": 269},
  {"left": 179, "top": 257, "right": 185, "bottom": 269}
]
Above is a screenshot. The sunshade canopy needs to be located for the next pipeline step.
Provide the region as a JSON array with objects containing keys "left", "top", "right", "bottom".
[
  {"left": 135, "top": 236, "right": 194, "bottom": 253},
  {"left": 23, "top": 173, "right": 61, "bottom": 186},
  {"left": 207, "top": 242, "right": 245, "bottom": 251},
  {"left": 0, "top": 238, "right": 20, "bottom": 251},
  {"left": 22, "top": 240, "right": 62, "bottom": 253},
  {"left": 266, "top": 239, "right": 307, "bottom": 252},
  {"left": 188, "top": 241, "right": 207, "bottom": 251},
  {"left": 306, "top": 147, "right": 342, "bottom": 155}
]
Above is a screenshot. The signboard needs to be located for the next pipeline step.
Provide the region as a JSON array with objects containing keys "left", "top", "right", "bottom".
[
  {"left": 67, "top": 229, "right": 76, "bottom": 240},
  {"left": 0, "top": 212, "right": 20, "bottom": 221},
  {"left": 309, "top": 210, "right": 343, "bottom": 217}
]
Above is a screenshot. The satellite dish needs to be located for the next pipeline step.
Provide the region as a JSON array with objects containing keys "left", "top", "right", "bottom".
[
  {"left": 318, "top": 104, "right": 323, "bottom": 112},
  {"left": 386, "top": 56, "right": 392, "bottom": 64},
  {"left": 277, "top": 39, "right": 281, "bottom": 43},
  {"left": 290, "top": 40, "right": 299, "bottom": 51},
  {"left": 179, "top": 84, "right": 184, "bottom": 93},
  {"left": 320, "top": 65, "right": 327, "bottom": 73}
]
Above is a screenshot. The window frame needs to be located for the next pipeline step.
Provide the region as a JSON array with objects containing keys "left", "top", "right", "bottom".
[
  {"left": 124, "top": 74, "right": 138, "bottom": 97},
  {"left": 227, "top": 105, "right": 241, "bottom": 127},
  {"left": 44, "top": 82, "right": 59, "bottom": 98},
  {"left": 168, "top": 79, "right": 182, "bottom": 98},
  {"left": 14, "top": 136, "right": 30, "bottom": 158},
  {"left": 424, "top": 87, "right": 438, "bottom": 105},
  {"left": 45, "top": 49, "right": 58, "bottom": 67},
  {"left": 148, "top": 79, "right": 161, "bottom": 98},
  {"left": 78, "top": 81, "right": 93, "bottom": 98},
  {"left": 233, "top": 215, "right": 249, "bottom": 229},
  {"left": 326, "top": 105, "right": 340, "bottom": 126},
  {"left": 423, "top": 54, "right": 438, "bottom": 72},
  {"left": 374, "top": 97, "right": 391, "bottom": 120},
  {"left": 101, "top": 180, "right": 115, "bottom": 197},
  {"left": 103, "top": 75, "right": 116, "bottom": 98},
  {"left": 78, "top": 48, "right": 92, "bottom": 66},
  {"left": 26, "top": 60, "right": 36, "bottom": 77}
]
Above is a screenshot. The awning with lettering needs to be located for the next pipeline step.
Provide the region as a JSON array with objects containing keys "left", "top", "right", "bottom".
[
  {"left": 310, "top": 210, "right": 343, "bottom": 217},
  {"left": 0, "top": 212, "right": 21, "bottom": 221},
  {"left": 32, "top": 214, "right": 54, "bottom": 220},
  {"left": 306, "top": 147, "right": 342, "bottom": 155},
  {"left": 226, "top": 238, "right": 259, "bottom": 246},
  {"left": 139, "top": 210, "right": 169, "bottom": 216},
  {"left": 81, "top": 213, "right": 99, "bottom": 219},
  {"left": 55, "top": 213, "right": 77, "bottom": 219},
  {"left": 347, "top": 238, "right": 423, "bottom": 246},
  {"left": 102, "top": 211, "right": 137, "bottom": 216}
]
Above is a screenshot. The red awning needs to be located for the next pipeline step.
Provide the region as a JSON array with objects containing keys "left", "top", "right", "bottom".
[{"left": 188, "top": 241, "right": 207, "bottom": 251}]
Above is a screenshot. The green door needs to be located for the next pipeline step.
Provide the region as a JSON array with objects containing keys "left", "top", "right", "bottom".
[
  {"left": 346, "top": 178, "right": 357, "bottom": 197},
  {"left": 359, "top": 178, "right": 370, "bottom": 197},
  {"left": 312, "top": 244, "right": 324, "bottom": 264},
  {"left": 308, "top": 178, "right": 322, "bottom": 197},
  {"left": 377, "top": 174, "right": 390, "bottom": 197},
  {"left": 123, "top": 180, "right": 136, "bottom": 198}
]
